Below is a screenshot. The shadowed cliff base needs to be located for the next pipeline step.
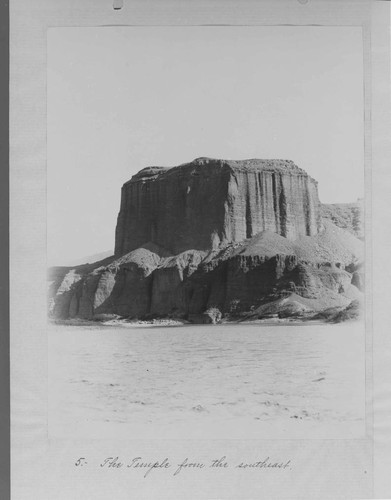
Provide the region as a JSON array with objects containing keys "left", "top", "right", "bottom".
[{"left": 48, "top": 158, "right": 364, "bottom": 324}]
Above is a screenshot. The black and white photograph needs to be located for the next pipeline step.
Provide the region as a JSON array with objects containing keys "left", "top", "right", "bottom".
[
  {"left": 10, "top": 1, "right": 391, "bottom": 498},
  {"left": 47, "top": 25, "right": 366, "bottom": 441}
]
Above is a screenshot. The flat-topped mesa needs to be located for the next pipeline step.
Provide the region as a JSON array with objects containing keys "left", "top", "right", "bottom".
[{"left": 114, "top": 157, "right": 322, "bottom": 256}]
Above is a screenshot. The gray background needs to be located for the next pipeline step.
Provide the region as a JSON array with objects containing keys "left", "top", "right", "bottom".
[{"left": 1, "top": 0, "right": 9, "bottom": 499}]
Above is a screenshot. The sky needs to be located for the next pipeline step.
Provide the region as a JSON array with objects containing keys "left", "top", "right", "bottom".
[{"left": 47, "top": 26, "right": 364, "bottom": 266}]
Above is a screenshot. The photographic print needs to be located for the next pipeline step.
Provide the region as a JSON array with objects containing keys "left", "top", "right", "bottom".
[{"left": 47, "top": 26, "right": 366, "bottom": 440}]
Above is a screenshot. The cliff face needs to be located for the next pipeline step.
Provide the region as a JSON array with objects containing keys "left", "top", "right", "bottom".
[
  {"left": 114, "top": 158, "right": 321, "bottom": 256},
  {"left": 321, "top": 200, "right": 363, "bottom": 239},
  {"left": 49, "top": 158, "right": 364, "bottom": 323}
]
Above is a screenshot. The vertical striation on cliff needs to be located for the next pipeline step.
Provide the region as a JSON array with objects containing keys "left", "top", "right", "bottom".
[{"left": 114, "top": 157, "right": 321, "bottom": 257}]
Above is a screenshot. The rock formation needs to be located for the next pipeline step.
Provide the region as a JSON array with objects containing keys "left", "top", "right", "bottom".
[
  {"left": 321, "top": 200, "right": 363, "bottom": 239},
  {"left": 114, "top": 158, "right": 321, "bottom": 256},
  {"left": 48, "top": 158, "right": 364, "bottom": 323}
]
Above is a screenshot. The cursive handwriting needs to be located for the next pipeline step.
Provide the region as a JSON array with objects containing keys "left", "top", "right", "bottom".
[
  {"left": 173, "top": 458, "right": 205, "bottom": 476},
  {"left": 236, "top": 457, "right": 291, "bottom": 469},
  {"left": 127, "top": 457, "right": 171, "bottom": 478},
  {"left": 77, "top": 455, "right": 292, "bottom": 477}
]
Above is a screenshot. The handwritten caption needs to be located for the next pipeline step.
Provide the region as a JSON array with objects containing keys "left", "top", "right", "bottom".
[{"left": 74, "top": 456, "right": 292, "bottom": 477}]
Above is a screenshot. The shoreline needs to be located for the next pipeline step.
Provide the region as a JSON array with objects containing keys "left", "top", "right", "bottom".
[{"left": 48, "top": 316, "right": 348, "bottom": 329}]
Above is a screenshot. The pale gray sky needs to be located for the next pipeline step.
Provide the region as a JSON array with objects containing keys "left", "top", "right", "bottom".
[{"left": 48, "top": 26, "right": 364, "bottom": 266}]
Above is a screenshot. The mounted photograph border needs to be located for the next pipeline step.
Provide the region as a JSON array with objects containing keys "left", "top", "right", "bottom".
[{"left": 9, "top": 1, "right": 390, "bottom": 498}]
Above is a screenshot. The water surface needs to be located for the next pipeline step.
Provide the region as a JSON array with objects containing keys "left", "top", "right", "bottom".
[{"left": 48, "top": 321, "right": 366, "bottom": 439}]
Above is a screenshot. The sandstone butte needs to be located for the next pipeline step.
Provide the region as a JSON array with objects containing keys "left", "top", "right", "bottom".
[{"left": 48, "top": 157, "right": 364, "bottom": 324}]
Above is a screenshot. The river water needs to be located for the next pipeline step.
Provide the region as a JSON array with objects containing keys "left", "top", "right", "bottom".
[{"left": 48, "top": 321, "right": 366, "bottom": 439}]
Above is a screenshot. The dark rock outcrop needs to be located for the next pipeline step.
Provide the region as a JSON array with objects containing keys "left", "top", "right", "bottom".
[{"left": 49, "top": 158, "right": 364, "bottom": 323}]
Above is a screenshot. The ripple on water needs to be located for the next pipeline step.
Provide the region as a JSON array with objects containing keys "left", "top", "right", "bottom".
[{"left": 49, "top": 322, "right": 366, "bottom": 439}]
